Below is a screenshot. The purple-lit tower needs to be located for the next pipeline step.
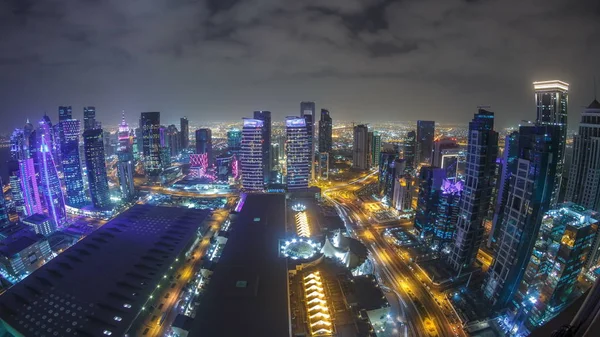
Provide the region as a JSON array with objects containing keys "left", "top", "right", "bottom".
[
  {"left": 37, "top": 119, "right": 67, "bottom": 226},
  {"left": 19, "top": 158, "right": 43, "bottom": 216}
]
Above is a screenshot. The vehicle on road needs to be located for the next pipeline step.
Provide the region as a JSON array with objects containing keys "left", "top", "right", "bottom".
[{"left": 424, "top": 318, "right": 438, "bottom": 337}]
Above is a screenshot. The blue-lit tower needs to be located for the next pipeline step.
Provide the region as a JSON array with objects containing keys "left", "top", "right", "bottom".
[
  {"left": 37, "top": 119, "right": 67, "bottom": 226},
  {"left": 484, "top": 124, "right": 563, "bottom": 308},
  {"left": 240, "top": 118, "right": 265, "bottom": 191},
  {"left": 286, "top": 117, "right": 311, "bottom": 190},
  {"left": 84, "top": 129, "right": 111, "bottom": 209},
  {"left": 227, "top": 129, "right": 242, "bottom": 157},
  {"left": 60, "top": 119, "right": 86, "bottom": 207},
  {"left": 414, "top": 166, "right": 446, "bottom": 241}
]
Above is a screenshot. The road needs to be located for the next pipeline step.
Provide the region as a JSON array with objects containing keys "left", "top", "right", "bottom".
[
  {"left": 133, "top": 209, "right": 229, "bottom": 337},
  {"left": 323, "top": 172, "right": 464, "bottom": 337}
]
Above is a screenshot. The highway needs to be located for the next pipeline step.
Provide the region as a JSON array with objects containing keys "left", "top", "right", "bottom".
[{"left": 323, "top": 171, "right": 464, "bottom": 337}]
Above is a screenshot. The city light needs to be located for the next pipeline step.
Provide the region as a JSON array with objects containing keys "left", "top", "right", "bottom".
[{"left": 303, "top": 271, "right": 333, "bottom": 336}]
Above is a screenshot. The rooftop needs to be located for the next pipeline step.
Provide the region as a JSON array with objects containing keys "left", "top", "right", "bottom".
[
  {"left": 22, "top": 213, "right": 51, "bottom": 224},
  {"left": 0, "top": 205, "right": 209, "bottom": 337},
  {"left": 190, "top": 194, "right": 290, "bottom": 336},
  {"left": 347, "top": 274, "right": 389, "bottom": 311},
  {"left": 0, "top": 227, "right": 45, "bottom": 258}
]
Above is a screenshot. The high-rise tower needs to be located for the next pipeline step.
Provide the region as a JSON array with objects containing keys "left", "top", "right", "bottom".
[
  {"left": 60, "top": 119, "right": 86, "bottom": 207},
  {"left": 240, "top": 118, "right": 265, "bottom": 191},
  {"left": 37, "top": 119, "right": 67, "bottom": 226},
  {"left": 484, "top": 124, "right": 562, "bottom": 308},
  {"left": 286, "top": 117, "right": 311, "bottom": 190},
  {"left": 448, "top": 109, "right": 498, "bottom": 272},
  {"left": 253, "top": 111, "right": 272, "bottom": 182},
  {"left": 140, "top": 112, "right": 161, "bottom": 176},
  {"left": 417, "top": 120, "right": 435, "bottom": 164},
  {"left": 84, "top": 129, "right": 111, "bottom": 208},
  {"left": 534, "top": 80, "right": 569, "bottom": 206},
  {"left": 352, "top": 125, "right": 370, "bottom": 170},
  {"left": 180, "top": 117, "right": 189, "bottom": 150},
  {"left": 227, "top": 129, "right": 242, "bottom": 157},
  {"left": 565, "top": 99, "right": 600, "bottom": 210},
  {"left": 195, "top": 128, "right": 213, "bottom": 166},
  {"left": 83, "top": 106, "right": 96, "bottom": 131},
  {"left": 117, "top": 113, "right": 135, "bottom": 200},
  {"left": 318, "top": 109, "right": 332, "bottom": 153}
]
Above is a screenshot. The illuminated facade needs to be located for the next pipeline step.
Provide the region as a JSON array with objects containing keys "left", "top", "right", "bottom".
[
  {"left": 37, "top": 122, "right": 67, "bottom": 226},
  {"left": 370, "top": 131, "right": 382, "bottom": 169},
  {"left": 286, "top": 117, "right": 311, "bottom": 190},
  {"left": 141, "top": 111, "right": 162, "bottom": 176},
  {"left": 195, "top": 128, "right": 212, "bottom": 165},
  {"left": 484, "top": 124, "right": 563, "bottom": 308},
  {"left": 0, "top": 178, "right": 8, "bottom": 226},
  {"left": 19, "top": 158, "right": 43, "bottom": 216},
  {"left": 60, "top": 119, "right": 86, "bottom": 207},
  {"left": 7, "top": 160, "right": 25, "bottom": 218},
  {"left": 240, "top": 118, "right": 265, "bottom": 191},
  {"left": 404, "top": 130, "right": 417, "bottom": 173},
  {"left": 83, "top": 129, "right": 111, "bottom": 209},
  {"left": 303, "top": 271, "right": 333, "bottom": 336},
  {"left": 414, "top": 166, "right": 445, "bottom": 240},
  {"left": 227, "top": 129, "right": 242, "bottom": 156},
  {"left": 117, "top": 113, "right": 135, "bottom": 200},
  {"left": 448, "top": 109, "right": 498, "bottom": 272},
  {"left": 253, "top": 111, "right": 272, "bottom": 183},
  {"left": 565, "top": 100, "right": 600, "bottom": 211},
  {"left": 433, "top": 179, "right": 462, "bottom": 253},
  {"left": 432, "top": 138, "right": 461, "bottom": 180},
  {"left": 534, "top": 80, "right": 569, "bottom": 207},
  {"left": 510, "top": 204, "right": 596, "bottom": 334}
]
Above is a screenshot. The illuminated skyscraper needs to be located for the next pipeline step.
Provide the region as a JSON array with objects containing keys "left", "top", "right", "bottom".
[
  {"left": 167, "top": 124, "right": 180, "bottom": 156},
  {"left": 253, "top": 111, "right": 272, "bottom": 182},
  {"left": 565, "top": 100, "right": 600, "bottom": 210},
  {"left": 434, "top": 179, "right": 462, "bottom": 253},
  {"left": 227, "top": 129, "right": 242, "bottom": 156},
  {"left": 414, "top": 166, "right": 445, "bottom": 240},
  {"left": 7, "top": 160, "right": 25, "bottom": 218},
  {"left": 510, "top": 204, "right": 596, "bottom": 335},
  {"left": 489, "top": 131, "right": 520, "bottom": 248},
  {"left": 484, "top": 124, "right": 562, "bottom": 308},
  {"left": 352, "top": 125, "right": 370, "bottom": 170},
  {"left": 83, "top": 129, "right": 111, "bottom": 209},
  {"left": 37, "top": 121, "right": 67, "bottom": 226},
  {"left": 417, "top": 120, "right": 435, "bottom": 164},
  {"left": 60, "top": 119, "right": 86, "bottom": 207},
  {"left": 432, "top": 138, "right": 461, "bottom": 180},
  {"left": 300, "top": 102, "right": 316, "bottom": 180},
  {"left": 0, "top": 177, "right": 9, "bottom": 226},
  {"left": 370, "top": 131, "right": 382, "bottom": 169},
  {"left": 10, "top": 128, "right": 27, "bottom": 160},
  {"left": 448, "top": 109, "right": 498, "bottom": 272},
  {"left": 140, "top": 112, "right": 161, "bottom": 176},
  {"left": 19, "top": 158, "right": 43, "bottom": 217},
  {"left": 286, "top": 117, "right": 311, "bottom": 190},
  {"left": 534, "top": 80, "right": 569, "bottom": 206},
  {"left": 58, "top": 106, "right": 72, "bottom": 122},
  {"left": 318, "top": 109, "right": 332, "bottom": 153},
  {"left": 195, "top": 128, "right": 212, "bottom": 165},
  {"left": 403, "top": 130, "right": 416, "bottom": 173},
  {"left": 117, "top": 113, "right": 135, "bottom": 200},
  {"left": 240, "top": 118, "right": 265, "bottom": 191},
  {"left": 180, "top": 117, "right": 189, "bottom": 150},
  {"left": 83, "top": 106, "right": 96, "bottom": 131}
]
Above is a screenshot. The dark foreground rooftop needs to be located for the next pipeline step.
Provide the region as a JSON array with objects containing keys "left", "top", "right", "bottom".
[
  {"left": 0, "top": 205, "right": 209, "bottom": 337},
  {"left": 190, "top": 193, "right": 290, "bottom": 337}
]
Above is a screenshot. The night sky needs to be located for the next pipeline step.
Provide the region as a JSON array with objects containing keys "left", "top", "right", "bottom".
[{"left": 1, "top": 0, "right": 599, "bottom": 132}]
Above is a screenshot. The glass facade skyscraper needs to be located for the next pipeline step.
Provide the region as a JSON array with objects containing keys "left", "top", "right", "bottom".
[
  {"left": 227, "top": 129, "right": 242, "bottom": 157},
  {"left": 253, "top": 111, "right": 272, "bottom": 182},
  {"left": 117, "top": 114, "right": 135, "bottom": 201},
  {"left": 19, "top": 158, "right": 43, "bottom": 216},
  {"left": 240, "top": 118, "right": 265, "bottom": 191},
  {"left": 60, "top": 119, "right": 86, "bottom": 207},
  {"left": 417, "top": 120, "right": 435, "bottom": 164},
  {"left": 180, "top": 116, "right": 189, "bottom": 150},
  {"left": 414, "top": 166, "right": 446, "bottom": 240},
  {"left": 370, "top": 131, "right": 382, "bottom": 169},
  {"left": 448, "top": 109, "right": 498, "bottom": 272},
  {"left": 318, "top": 109, "right": 332, "bottom": 153},
  {"left": 484, "top": 124, "right": 563, "bottom": 308},
  {"left": 83, "top": 106, "right": 96, "bottom": 131},
  {"left": 352, "top": 125, "right": 370, "bottom": 170},
  {"left": 37, "top": 121, "right": 67, "bottom": 226},
  {"left": 195, "top": 128, "right": 213, "bottom": 165},
  {"left": 140, "top": 112, "right": 161, "bottom": 176},
  {"left": 84, "top": 129, "right": 111, "bottom": 209},
  {"left": 404, "top": 130, "right": 416, "bottom": 174},
  {"left": 534, "top": 80, "right": 569, "bottom": 206},
  {"left": 286, "top": 117, "right": 311, "bottom": 190}
]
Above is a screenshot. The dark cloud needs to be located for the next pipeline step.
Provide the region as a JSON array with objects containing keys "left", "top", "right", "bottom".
[{"left": 0, "top": 0, "right": 599, "bottom": 132}]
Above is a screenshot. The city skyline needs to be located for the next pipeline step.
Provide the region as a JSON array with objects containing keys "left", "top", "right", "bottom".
[{"left": 1, "top": 1, "right": 600, "bottom": 132}]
